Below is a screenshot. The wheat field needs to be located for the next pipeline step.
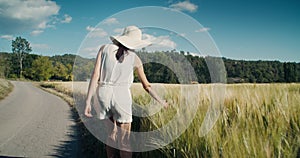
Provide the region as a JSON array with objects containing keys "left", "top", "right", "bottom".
[{"left": 42, "top": 82, "right": 300, "bottom": 157}]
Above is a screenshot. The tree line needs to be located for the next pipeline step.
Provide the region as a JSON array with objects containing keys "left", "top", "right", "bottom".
[
  {"left": 0, "top": 37, "right": 299, "bottom": 83},
  {"left": 136, "top": 51, "right": 300, "bottom": 83},
  {"left": 1, "top": 51, "right": 299, "bottom": 83}
]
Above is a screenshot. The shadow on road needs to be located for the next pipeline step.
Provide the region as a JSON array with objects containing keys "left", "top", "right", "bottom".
[{"left": 48, "top": 107, "right": 82, "bottom": 158}]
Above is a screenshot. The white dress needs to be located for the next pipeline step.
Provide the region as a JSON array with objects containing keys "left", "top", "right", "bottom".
[{"left": 95, "top": 43, "right": 141, "bottom": 123}]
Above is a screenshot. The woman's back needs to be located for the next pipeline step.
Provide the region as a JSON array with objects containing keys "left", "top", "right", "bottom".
[{"left": 99, "top": 44, "right": 137, "bottom": 87}]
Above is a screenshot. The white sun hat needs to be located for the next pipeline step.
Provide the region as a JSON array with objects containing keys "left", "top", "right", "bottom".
[{"left": 110, "top": 25, "right": 151, "bottom": 50}]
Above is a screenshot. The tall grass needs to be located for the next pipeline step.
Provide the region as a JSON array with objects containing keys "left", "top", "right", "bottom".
[
  {"left": 133, "top": 83, "right": 300, "bottom": 158},
  {"left": 43, "top": 82, "right": 300, "bottom": 157}
]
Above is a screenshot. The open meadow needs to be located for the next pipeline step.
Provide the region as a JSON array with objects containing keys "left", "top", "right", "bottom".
[{"left": 41, "top": 82, "right": 300, "bottom": 157}]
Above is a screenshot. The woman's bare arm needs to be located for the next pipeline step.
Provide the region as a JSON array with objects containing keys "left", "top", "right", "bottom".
[
  {"left": 85, "top": 46, "right": 104, "bottom": 117},
  {"left": 135, "top": 56, "right": 168, "bottom": 108}
]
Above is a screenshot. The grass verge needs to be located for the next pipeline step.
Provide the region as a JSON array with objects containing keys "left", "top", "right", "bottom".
[
  {"left": 0, "top": 78, "right": 14, "bottom": 100},
  {"left": 39, "top": 82, "right": 74, "bottom": 106}
]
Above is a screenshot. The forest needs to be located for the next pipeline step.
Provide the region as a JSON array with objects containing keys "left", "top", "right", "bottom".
[{"left": 1, "top": 51, "right": 299, "bottom": 83}]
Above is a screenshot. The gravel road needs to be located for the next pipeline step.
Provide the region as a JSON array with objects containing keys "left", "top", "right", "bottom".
[{"left": 0, "top": 81, "right": 81, "bottom": 157}]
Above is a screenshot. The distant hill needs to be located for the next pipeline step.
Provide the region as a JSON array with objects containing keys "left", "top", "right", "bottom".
[{"left": 1, "top": 51, "right": 299, "bottom": 83}]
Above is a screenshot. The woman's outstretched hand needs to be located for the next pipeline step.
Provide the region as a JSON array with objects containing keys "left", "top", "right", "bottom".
[
  {"left": 161, "top": 100, "right": 169, "bottom": 109},
  {"left": 84, "top": 104, "right": 93, "bottom": 117}
]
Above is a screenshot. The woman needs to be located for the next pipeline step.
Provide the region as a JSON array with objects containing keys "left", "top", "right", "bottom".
[{"left": 84, "top": 25, "right": 168, "bottom": 158}]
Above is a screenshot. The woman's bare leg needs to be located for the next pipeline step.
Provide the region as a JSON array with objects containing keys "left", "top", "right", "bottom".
[
  {"left": 117, "top": 122, "right": 132, "bottom": 158},
  {"left": 104, "top": 117, "right": 117, "bottom": 158}
]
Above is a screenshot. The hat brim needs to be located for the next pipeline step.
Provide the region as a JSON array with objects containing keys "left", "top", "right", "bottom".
[{"left": 110, "top": 35, "right": 151, "bottom": 50}]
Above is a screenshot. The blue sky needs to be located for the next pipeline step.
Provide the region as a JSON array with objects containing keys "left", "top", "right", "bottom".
[{"left": 0, "top": 0, "right": 299, "bottom": 62}]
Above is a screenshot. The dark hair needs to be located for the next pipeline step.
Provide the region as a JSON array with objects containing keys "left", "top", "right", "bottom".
[{"left": 114, "top": 40, "right": 129, "bottom": 62}]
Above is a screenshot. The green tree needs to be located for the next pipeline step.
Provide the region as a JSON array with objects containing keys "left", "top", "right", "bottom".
[
  {"left": 22, "top": 54, "right": 39, "bottom": 79},
  {"left": 30, "top": 56, "right": 53, "bottom": 81},
  {"left": 12, "top": 36, "right": 32, "bottom": 78},
  {"left": 52, "top": 62, "right": 68, "bottom": 81},
  {"left": 0, "top": 53, "right": 11, "bottom": 78},
  {"left": 284, "top": 62, "right": 297, "bottom": 82},
  {"left": 65, "top": 63, "right": 74, "bottom": 81}
]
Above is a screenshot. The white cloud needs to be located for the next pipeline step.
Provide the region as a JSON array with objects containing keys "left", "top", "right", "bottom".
[
  {"left": 169, "top": 1, "right": 198, "bottom": 12},
  {"left": 86, "top": 26, "right": 97, "bottom": 32},
  {"left": 82, "top": 46, "right": 102, "bottom": 56},
  {"left": 179, "top": 33, "right": 186, "bottom": 37},
  {"left": 143, "top": 34, "right": 177, "bottom": 51},
  {"left": 0, "top": 0, "right": 71, "bottom": 36},
  {"left": 86, "top": 26, "right": 108, "bottom": 38},
  {"left": 0, "top": 0, "right": 60, "bottom": 34},
  {"left": 61, "top": 14, "right": 72, "bottom": 23},
  {"left": 37, "top": 21, "right": 47, "bottom": 29},
  {"left": 0, "top": 35, "right": 14, "bottom": 40},
  {"left": 195, "top": 27, "right": 211, "bottom": 32},
  {"left": 103, "top": 18, "right": 119, "bottom": 25},
  {"left": 83, "top": 46, "right": 99, "bottom": 53},
  {"left": 30, "top": 30, "right": 44, "bottom": 36}
]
